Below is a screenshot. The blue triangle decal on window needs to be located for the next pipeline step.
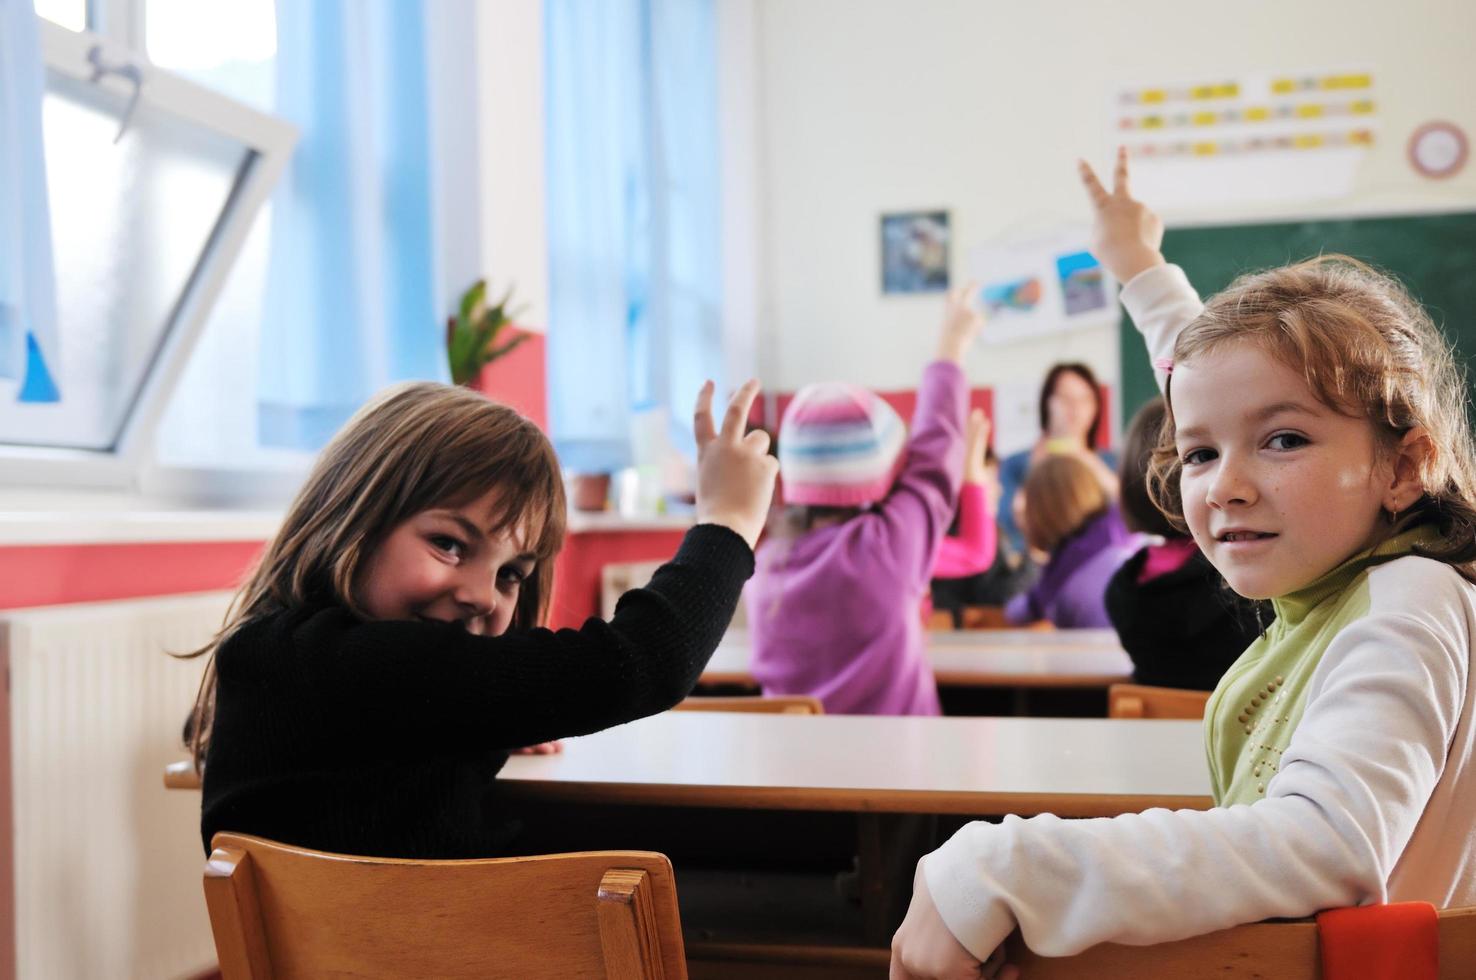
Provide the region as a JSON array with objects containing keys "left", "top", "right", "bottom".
[{"left": 18, "top": 332, "right": 61, "bottom": 403}]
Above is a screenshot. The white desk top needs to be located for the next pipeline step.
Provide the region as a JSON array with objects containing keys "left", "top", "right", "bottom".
[
  {"left": 702, "top": 630, "right": 1134, "bottom": 689},
  {"left": 500, "top": 712, "right": 1212, "bottom": 816}
]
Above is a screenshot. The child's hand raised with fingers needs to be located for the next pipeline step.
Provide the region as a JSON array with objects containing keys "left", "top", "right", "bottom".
[
  {"left": 1079, "top": 146, "right": 1165, "bottom": 284},
  {"left": 694, "top": 379, "right": 779, "bottom": 550},
  {"left": 937, "top": 282, "right": 985, "bottom": 365},
  {"left": 964, "top": 409, "right": 992, "bottom": 486}
]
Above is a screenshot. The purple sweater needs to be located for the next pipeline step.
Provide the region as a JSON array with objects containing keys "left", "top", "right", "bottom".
[
  {"left": 1005, "top": 507, "right": 1141, "bottom": 629},
  {"left": 746, "top": 362, "right": 967, "bottom": 715}
]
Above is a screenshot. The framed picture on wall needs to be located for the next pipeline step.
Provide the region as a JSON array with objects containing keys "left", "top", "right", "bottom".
[{"left": 880, "top": 210, "right": 950, "bottom": 293}]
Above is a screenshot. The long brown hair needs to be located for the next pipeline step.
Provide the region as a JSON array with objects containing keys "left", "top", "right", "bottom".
[
  {"left": 180, "top": 382, "right": 567, "bottom": 769},
  {"left": 1147, "top": 255, "right": 1476, "bottom": 580}
]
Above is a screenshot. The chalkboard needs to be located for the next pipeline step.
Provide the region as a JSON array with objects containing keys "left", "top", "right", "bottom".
[{"left": 1118, "top": 211, "right": 1476, "bottom": 423}]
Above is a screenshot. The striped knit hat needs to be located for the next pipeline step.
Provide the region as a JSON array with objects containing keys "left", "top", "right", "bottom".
[{"left": 778, "top": 382, "right": 907, "bottom": 507}]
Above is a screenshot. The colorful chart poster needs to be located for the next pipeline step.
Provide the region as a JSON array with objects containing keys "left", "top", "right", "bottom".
[{"left": 1111, "top": 68, "right": 1378, "bottom": 207}]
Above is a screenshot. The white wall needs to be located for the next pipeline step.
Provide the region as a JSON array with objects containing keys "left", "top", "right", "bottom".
[
  {"left": 748, "top": 0, "right": 1476, "bottom": 407},
  {"left": 476, "top": 0, "right": 550, "bottom": 329}
]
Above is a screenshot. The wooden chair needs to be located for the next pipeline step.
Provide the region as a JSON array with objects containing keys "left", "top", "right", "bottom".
[
  {"left": 1006, "top": 906, "right": 1476, "bottom": 978},
  {"left": 1108, "top": 683, "right": 1212, "bottom": 720},
  {"left": 673, "top": 694, "right": 824, "bottom": 715},
  {"left": 203, "top": 832, "right": 687, "bottom": 979}
]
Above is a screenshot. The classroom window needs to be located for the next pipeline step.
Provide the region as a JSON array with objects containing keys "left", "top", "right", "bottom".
[
  {"left": 0, "top": 20, "right": 294, "bottom": 490},
  {"left": 33, "top": 0, "right": 85, "bottom": 32}
]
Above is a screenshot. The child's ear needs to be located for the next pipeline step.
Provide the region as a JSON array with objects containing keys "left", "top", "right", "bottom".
[{"left": 1385, "top": 426, "right": 1433, "bottom": 513}]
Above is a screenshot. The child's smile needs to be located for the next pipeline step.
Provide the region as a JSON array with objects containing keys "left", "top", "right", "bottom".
[{"left": 1170, "top": 341, "right": 1394, "bottom": 600}]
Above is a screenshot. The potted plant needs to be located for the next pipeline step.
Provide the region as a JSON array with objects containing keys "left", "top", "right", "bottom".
[{"left": 446, "top": 279, "right": 528, "bottom": 387}]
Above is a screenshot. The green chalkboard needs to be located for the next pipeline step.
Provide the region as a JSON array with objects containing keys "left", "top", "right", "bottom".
[{"left": 1118, "top": 211, "right": 1476, "bottom": 424}]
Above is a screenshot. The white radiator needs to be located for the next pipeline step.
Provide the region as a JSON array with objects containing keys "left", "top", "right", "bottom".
[{"left": 2, "top": 592, "right": 233, "bottom": 980}]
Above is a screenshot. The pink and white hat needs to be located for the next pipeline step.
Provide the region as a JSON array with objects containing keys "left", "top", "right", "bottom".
[{"left": 778, "top": 382, "right": 907, "bottom": 507}]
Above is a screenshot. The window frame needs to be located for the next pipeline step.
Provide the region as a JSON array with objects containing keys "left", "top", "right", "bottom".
[{"left": 1, "top": 20, "right": 297, "bottom": 492}]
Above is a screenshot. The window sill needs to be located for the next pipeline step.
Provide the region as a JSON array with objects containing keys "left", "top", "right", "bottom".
[{"left": 0, "top": 492, "right": 283, "bottom": 546}]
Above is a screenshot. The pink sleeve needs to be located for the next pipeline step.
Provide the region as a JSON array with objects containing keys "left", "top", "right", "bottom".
[{"left": 932, "top": 483, "right": 996, "bottom": 578}]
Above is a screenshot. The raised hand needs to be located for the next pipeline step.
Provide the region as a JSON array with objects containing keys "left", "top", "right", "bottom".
[
  {"left": 964, "top": 409, "right": 992, "bottom": 486},
  {"left": 937, "top": 281, "right": 985, "bottom": 364},
  {"left": 693, "top": 379, "right": 779, "bottom": 549},
  {"left": 1079, "top": 146, "right": 1165, "bottom": 284}
]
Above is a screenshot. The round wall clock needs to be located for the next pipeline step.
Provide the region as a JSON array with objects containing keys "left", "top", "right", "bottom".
[{"left": 1407, "top": 121, "right": 1468, "bottom": 179}]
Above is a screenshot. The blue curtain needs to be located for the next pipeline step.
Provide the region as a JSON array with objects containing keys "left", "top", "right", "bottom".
[
  {"left": 545, "top": 0, "right": 722, "bottom": 473},
  {"left": 260, "top": 0, "right": 447, "bottom": 450},
  {"left": 0, "top": 1, "right": 61, "bottom": 402}
]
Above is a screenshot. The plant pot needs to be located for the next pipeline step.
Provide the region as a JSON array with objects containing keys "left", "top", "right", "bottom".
[{"left": 572, "top": 473, "right": 611, "bottom": 512}]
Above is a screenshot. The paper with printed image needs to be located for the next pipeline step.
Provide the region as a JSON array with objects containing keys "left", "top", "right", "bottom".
[{"left": 968, "top": 230, "right": 1117, "bottom": 345}]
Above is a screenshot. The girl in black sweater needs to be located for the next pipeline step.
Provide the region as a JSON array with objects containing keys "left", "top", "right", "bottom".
[{"left": 185, "top": 379, "right": 776, "bottom": 858}]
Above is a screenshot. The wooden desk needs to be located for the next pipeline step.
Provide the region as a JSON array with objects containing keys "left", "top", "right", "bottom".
[
  {"left": 500, "top": 712, "right": 1211, "bottom": 817},
  {"left": 503, "top": 712, "right": 1210, "bottom": 954},
  {"left": 701, "top": 630, "right": 1134, "bottom": 691}
]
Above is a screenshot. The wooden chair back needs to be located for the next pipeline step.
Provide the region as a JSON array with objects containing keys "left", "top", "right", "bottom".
[
  {"left": 1007, "top": 906, "right": 1476, "bottom": 978},
  {"left": 203, "top": 832, "right": 687, "bottom": 979},
  {"left": 673, "top": 695, "right": 824, "bottom": 715},
  {"left": 1108, "top": 683, "right": 1211, "bottom": 720}
]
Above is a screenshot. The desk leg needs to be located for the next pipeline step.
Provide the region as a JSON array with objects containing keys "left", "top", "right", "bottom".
[
  {"left": 857, "top": 813, "right": 939, "bottom": 947},
  {"left": 857, "top": 814, "right": 887, "bottom": 945}
]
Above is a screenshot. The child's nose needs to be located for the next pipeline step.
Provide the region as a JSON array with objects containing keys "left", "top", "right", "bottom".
[
  {"left": 454, "top": 572, "right": 496, "bottom": 617},
  {"left": 1206, "top": 454, "right": 1256, "bottom": 508}
]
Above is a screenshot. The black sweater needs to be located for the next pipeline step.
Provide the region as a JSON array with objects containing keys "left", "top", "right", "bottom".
[
  {"left": 200, "top": 523, "right": 752, "bottom": 858},
  {"left": 1103, "top": 544, "right": 1268, "bottom": 692}
]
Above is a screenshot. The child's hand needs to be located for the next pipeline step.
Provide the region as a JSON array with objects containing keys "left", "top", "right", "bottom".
[
  {"left": 694, "top": 379, "right": 779, "bottom": 550},
  {"left": 964, "top": 409, "right": 991, "bottom": 485},
  {"left": 512, "top": 741, "right": 563, "bottom": 755},
  {"left": 890, "top": 860, "right": 1018, "bottom": 980},
  {"left": 1079, "top": 146, "right": 1165, "bottom": 284},
  {"left": 936, "top": 282, "right": 985, "bottom": 364}
]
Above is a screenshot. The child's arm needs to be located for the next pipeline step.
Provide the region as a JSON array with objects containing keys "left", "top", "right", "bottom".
[
  {"left": 1080, "top": 148, "right": 1200, "bottom": 393},
  {"left": 317, "top": 381, "right": 778, "bottom": 749},
  {"left": 931, "top": 411, "right": 997, "bottom": 579},
  {"left": 866, "top": 286, "right": 983, "bottom": 584},
  {"left": 896, "top": 564, "right": 1470, "bottom": 966}
]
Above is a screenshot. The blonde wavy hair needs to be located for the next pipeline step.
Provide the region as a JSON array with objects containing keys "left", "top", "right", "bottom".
[
  {"left": 1147, "top": 255, "right": 1476, "bottom": 580},
  {"left": 180, "top": 382, "right": 567, "bottom": 769}
]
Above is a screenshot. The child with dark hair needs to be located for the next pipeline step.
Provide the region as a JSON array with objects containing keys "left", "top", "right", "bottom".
[{"left": 1104, "top": 397, "right": 1267, "bottom": 690}]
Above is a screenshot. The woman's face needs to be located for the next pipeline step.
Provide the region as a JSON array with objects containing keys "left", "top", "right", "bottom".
[{"left": 1046, "top": 371, "right": 1098, "bottom": 441}]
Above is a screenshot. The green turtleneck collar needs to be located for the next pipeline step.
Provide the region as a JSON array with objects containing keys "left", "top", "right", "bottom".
[{"left": 1269, "top": 526, "right": 1441, "bottom": 628}]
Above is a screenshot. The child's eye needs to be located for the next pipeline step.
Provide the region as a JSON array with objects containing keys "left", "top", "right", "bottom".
[
  {"left": 1266, "top": 432, "right": 1308, "bottom": 451},
  {"left": 498, "top": 566, "right": 529, "bottom": 587},
  {"left": 429, "top": 534, "right": 466, "bottom": 557},
  {"left": 1181, "top": 447, "right": 1216, "bottom": 466}
]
